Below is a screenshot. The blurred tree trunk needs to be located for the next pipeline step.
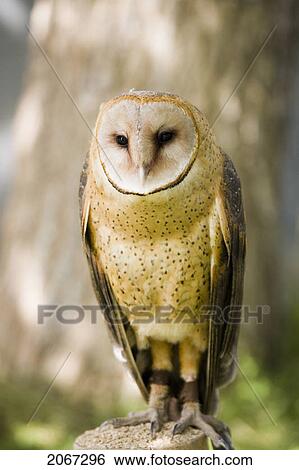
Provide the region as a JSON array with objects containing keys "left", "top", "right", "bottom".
[{"left": 0, "top": 0, "right": 298, "bottom": 399}]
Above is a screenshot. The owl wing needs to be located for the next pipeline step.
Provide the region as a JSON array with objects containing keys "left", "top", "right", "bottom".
[
  {"left": 79, "top": 153, "right": 149, "bottom": 401},
  {"left": 204, "top": 151, "right": 246, "bottom": 413}
]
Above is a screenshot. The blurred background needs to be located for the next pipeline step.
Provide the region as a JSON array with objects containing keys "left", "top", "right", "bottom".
[{"left": 0, "top": 0, "right": 298, "bottom": 450}]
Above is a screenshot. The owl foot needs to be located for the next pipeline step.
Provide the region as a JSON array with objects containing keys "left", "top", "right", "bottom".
[
  {"left": 201, "top": 413, "right": 233, "bottom": 449},
  {"left": 172, "top": 402, "right": 233, "bottom": 449},
  {"left": 100, "top": 407, "right": 167, "bottom": 439}
]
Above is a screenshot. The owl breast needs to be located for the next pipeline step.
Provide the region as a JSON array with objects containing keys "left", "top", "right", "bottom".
[{"left": 89, "top": 166, "right": 222, "bottom": 348}]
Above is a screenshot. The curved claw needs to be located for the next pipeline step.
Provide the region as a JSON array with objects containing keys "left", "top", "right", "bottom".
[
  {"left": 201, "top": 414, "right": 234, "bottom": 450},
  {"left": 204, "top": 429, "right": 227, "bottom": 450},
  {"left": 150, "top": 418, "right": 161, "bottom": 439},
  {"left": 213, "top": 437, "right": 229, "bottom": 450},
  {"left": 172, "top": 404, "right": 234, "bottom": 450},
  {"left": 213, "top": 434, "right": 234, "bottom": 450},
  {"left": 99, "top": 407, "right": 165, "bottom": 440},
  {"left": 172, "top": 417, "right": 192, "bottom": 437},
  {"left": 98, "top": 419, "right": 111, "bottom": 431}
]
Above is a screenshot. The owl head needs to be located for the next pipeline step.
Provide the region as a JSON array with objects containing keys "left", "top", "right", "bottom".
[{"left": 91, "top": 90, "right": 218, "bottom": 196}]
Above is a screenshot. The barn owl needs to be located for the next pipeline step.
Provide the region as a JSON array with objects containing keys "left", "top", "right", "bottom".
[{"left": 79, "top": 90, "right": 246, "bottom": 449}]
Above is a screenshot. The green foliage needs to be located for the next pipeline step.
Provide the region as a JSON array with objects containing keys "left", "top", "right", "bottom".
[
  {"left": 220, "top": 356, "right": 299, "bottom": 449},
  {"left": 220, "top": 337, "right": 299, "bottom": 449},
  {"left": 0, "top": 377, "right": 125, "bottom": 449}
]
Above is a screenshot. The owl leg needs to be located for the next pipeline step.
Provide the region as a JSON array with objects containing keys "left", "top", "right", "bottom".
[
  {"left": 101, "top": 340, "right": 172, "bottom": 437},
  {"left": 147, "top": 339, "right": 173, "bottom": 436},
  {"left": 172, "top": 339, "right": 232, "bottom": 449}
]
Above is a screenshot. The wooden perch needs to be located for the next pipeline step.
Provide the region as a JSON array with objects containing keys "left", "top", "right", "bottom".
[{"left": 74, "top": 422, "right": 208, "bottom": 450}]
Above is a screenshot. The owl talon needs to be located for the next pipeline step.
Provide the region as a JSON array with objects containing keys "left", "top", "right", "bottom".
[
  {"left": 201, "top": 414, "right": 233, "bottom": 449},
  {"left": 172, "top": 403, "right": 233, "bottom": 450},
  {"left": 150, "top": 419, "right": 160, "bottom": 439},
  {"left": 172, "top": 417, "right": 192, "bottom": 437},
  {"left": 99, "top": 407, "right": 165, "bottom": 438}
]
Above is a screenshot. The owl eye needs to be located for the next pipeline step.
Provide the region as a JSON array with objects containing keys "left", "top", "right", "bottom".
[
  {"left": 157, "top": 130, "right": 175, "bottom": 145},
  {"left": 115, "top": 135, "right": 128, "bottom": 147}
]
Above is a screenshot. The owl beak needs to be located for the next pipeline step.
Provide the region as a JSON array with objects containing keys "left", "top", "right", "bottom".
[{"left": 138, "top": 165, "right": 149, "bottom": 185}]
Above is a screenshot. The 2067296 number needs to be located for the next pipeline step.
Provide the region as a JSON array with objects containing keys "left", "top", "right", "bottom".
[{"left": 47, "top": 453, "right": 105, "bottom": 466}]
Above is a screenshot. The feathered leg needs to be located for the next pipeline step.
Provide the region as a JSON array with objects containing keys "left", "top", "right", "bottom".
[
  {"left": 101, "top": 340, "right": 172, "bottom": 437},
  {"left": 172, "top": 339, "right": 233, "bottom": 449}
]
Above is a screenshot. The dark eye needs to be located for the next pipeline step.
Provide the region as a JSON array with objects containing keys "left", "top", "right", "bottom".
[
  {"left": 116, "top": 135, "right": 128, "bottom": 147},
  {"left": 157, "top": 130, "right": 175, "bottom": 145}
]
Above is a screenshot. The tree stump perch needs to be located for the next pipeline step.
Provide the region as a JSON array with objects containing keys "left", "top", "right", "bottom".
[{"left": 74, "top": 422, "right": 208, "bottom": 450}]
